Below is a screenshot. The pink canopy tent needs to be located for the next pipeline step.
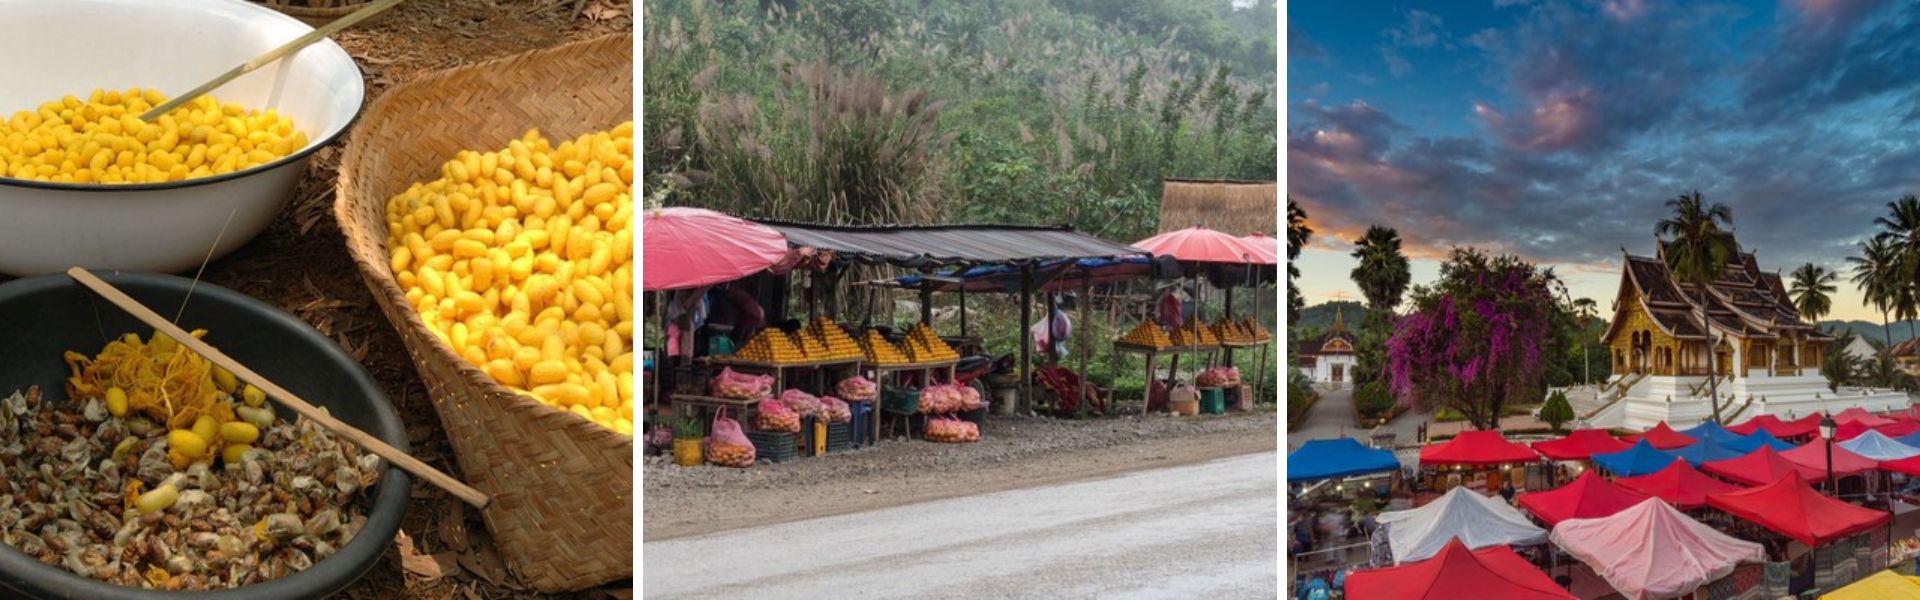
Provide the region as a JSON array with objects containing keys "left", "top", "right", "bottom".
[
  {"left": 1530, "top": 429, "right": 1632, "bottom": 461},
  {"left": 1727, "top": 414, "right": 1821, "bottom": 438},
  {"left": 1549, "top": 498, "right": 1766, "bottom": 600},
  {"left": 1835, "top": 407, "right": 1894, "bottom": 428}
]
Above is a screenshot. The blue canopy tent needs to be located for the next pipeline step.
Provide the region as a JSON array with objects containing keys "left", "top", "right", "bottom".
[
  {"left": 1679, "top": 420, "right": 1744, "bottom": 446},
  {"left": 1591, "top": 440, "right": 1682, "bottom": 477},
  {"left": 1725, "top": 430, "right": 1797, "bottom": 454},
  {"left": 1670, "top": 438, "right": 1750, "bottom": 467},
  {"left": 1288, "top": 438, "right": 1401, "bottom": 483},
  {"left": 1840, "top": 430, "right": 1920, "bottom": 461}
]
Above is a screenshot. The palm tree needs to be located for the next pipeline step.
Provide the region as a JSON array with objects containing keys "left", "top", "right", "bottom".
[
  {"left": 1287, "top": 197, "right": 1312, "bottom": 324},
  {"left": 1349, "top": 225, "right": 1411, "bottom": 328},
  {"left": 1873, "top": 194, "right": 1920, "bottom": 341},
  {"left": 1655, "top": 190, "right": 1738, "bottom": 422},
  {"left": 1847, "top": 237, "right": 1899, "bottom": 355},
  {"left": 1788, "top": 263, "right": 1837, "bottom": 323}
]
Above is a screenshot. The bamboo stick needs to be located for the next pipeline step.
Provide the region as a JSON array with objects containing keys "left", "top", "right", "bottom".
[
  {"left": 68, "top": 267, "right": 490, "bottom": 509},
  {"left": 140, "top": 0, "right": 404, "bottom": 121}
]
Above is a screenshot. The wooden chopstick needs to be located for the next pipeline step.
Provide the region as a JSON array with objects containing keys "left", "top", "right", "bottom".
[
  {"left": 138, "top": 0, "right": 405, "bottom": 121},
  {"left": 68, "top": 267, "right": 490, "bottom": 509}
]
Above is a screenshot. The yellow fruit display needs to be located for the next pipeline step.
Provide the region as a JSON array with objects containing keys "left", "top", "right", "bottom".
[
  {"left": 859, "top": 328, "right": 911, "bottom": 366},
  {"left": 902, "top": 323, "right": 959, "bottom": 363},
  {"left": 1244, "top": 317, "right": 1272, "bottom": 341},
  {"left": 793, "top": 329, "right": 830, "bottom": 359},
  {"left": 808, "top": 317, "right": 864, "bottom": 360},
  {"left": 1170, "top": 321, "right": 1220, "bottom": 347},
  {"left": 1118, "top": 321, "right": 1173, "bottom": 348},
  {"left": 1212, "top": 318, "right": 1255, "bottom": 344},
  {"left": 385, "top": 123, "right": 634, "bottom": 435},
  {"left": 734, "top": 328, "right": 805, "bottom": 364},
  {"left": 0, "top": 88, "right": 307, "bottom": 184}
]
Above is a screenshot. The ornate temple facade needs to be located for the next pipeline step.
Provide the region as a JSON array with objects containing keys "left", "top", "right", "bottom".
[
  {"left": 1595, "top": 241, "right": 1908, "bottom": 429},
  {"left": 1295, "top": 308, "right": 1357, "bottom": 386}
]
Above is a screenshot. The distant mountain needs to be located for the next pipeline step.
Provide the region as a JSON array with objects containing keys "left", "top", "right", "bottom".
[
  {"left": 1817, "top": 319, "right": 1920, "bottom": 346},
  {"left": 1294, "top": 301, "right": 1370, "bottom": 332}
]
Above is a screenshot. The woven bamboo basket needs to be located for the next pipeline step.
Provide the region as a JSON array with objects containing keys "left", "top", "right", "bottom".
[
  {"left": 252, "top": 0, "right": 384, "bottom": 26},
  {"left": 334, "top": 34, "right": 632, "bottom": 592}
]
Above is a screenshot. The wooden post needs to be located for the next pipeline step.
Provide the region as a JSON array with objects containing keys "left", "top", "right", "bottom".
[
  {"left": 959, "top": 285, "right": 969, "bottom": 338},
  {"left": 1045, "top": 291, "right": 1058, "bottom": 366},
  {"left": 1019, "top": 264, "right": 1035, "bottom": 414},
  {"left": 1078, "top": 278, "right": 1092, "bottom": 408},
  {"left": 919, "top": 275, "right": 933, "bottom": 325}
]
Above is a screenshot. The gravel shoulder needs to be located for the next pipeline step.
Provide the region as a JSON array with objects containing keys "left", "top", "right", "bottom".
[{"left": 643, "top": 411, "right": 1278, "bottom": 540}]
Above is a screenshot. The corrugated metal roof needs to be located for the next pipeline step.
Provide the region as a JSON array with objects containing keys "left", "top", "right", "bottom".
[{"left": 753, "top": 220, "right": 1147, "bottom": 268}]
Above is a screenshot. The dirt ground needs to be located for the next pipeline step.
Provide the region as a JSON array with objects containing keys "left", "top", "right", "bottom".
[
  {"left": 643, "top": 410, "right": 1278, "bottom": 540},
  {"left": 15, "top": 1, "right": 632, "bottom": 598}
]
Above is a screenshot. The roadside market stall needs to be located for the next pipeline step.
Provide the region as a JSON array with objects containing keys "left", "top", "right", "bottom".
[
  {"left": 1591, "top": 440, "right": 1682, "bottom": 477},
  {"left": 1343, "top": 538, "right": 1575, "bottom": 600},
  {"left": 1127, "top": 225, "right": 1274, "bottom": 410},
  {"left": 1374, "top": 486, "right": 1548, "bottom": 564},
  {"left": 1614, "top": 460, "right": 1747, "bottom": 509},
  {"left": 644, "top": 207, "right": 793, "bottom": 421},
  {"left": 1515, "top": 470, "right": 1650, "bottom": 527},
  {"left": 1417, "top": 430, "right": 1543, "bottom": 494},
  {"left": 754, "top": 220, "right": 1147, "bottom": 427},
  {"left": 1549, "top": 498, "right": 1767, "bottom": 600}
]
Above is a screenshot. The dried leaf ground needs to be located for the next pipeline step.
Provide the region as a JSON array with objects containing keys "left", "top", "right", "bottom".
[{"left": 7, "top": 1, "right": 634, "bottom": 597}]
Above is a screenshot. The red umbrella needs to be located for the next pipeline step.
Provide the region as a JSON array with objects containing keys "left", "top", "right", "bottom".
[
  {"left": 642, "top": 207, "right": 789, "bottom": 291},
  {"left": 1133, "top": 226, "right": 1273, "bottom": 265},
  {"left": 1239, "top": 232, "right": 1280, "bottom": 264}
]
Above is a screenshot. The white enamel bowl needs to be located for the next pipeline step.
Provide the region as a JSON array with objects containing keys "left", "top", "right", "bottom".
[{"left": 0, "top": 0, "right": 363, "bottom": 275}]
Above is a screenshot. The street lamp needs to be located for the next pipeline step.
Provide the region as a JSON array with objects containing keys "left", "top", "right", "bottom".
[{"left": 1820, "top": 413, "right": 1837, "bottom": 492}]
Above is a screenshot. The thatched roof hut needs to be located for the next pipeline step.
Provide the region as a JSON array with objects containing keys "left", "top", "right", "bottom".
[{"left": 1157, "top": 178, "right": 1278, "bottom": 235}]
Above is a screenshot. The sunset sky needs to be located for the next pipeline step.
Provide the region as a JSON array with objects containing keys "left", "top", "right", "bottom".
[{"left": 1288, "top": 0, "right": 1920, "bottom": 321}]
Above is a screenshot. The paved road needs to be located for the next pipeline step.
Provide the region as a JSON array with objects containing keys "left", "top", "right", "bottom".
[
  {"left": 1289, "top": 385, "right": 1422, "bottom": 450},
  {"left": 644, "top": 452, "right": 1278, "bottom": 599}
]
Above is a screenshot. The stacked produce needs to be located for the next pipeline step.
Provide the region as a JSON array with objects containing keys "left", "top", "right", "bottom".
[
  {"left": 858, "top": 328, "right": 911, "bottom": 366},
  {"left": 917, "top": 384, "right": 964, "bottom": 414},
  {"left": 1196, "top": 366, "right": 1241, "bottom": 388},
  {"left": 792, "top": 329, "right": 830, "bottom": 359},
  {"left": 18, "top": 330, "right": 383, "bottom": 590},
  {"left": 735, "top": 328, "right": 805, "bottom": 363},
  {"left": 1169, "top": 321, "right": 1220, "bottom": 347},
  {"left": 901, "top": 323, "right": 959, "bottom": 363},
  {"left": 820, "top": 396, "right": 852, "bottom": 423},
  {"left": 1211, "top": 318, "right": 1258, "bottom": 344},
  {"left": 755, "top": 398, "right": 800, "bottom": 433},
  {"left": 1244, "top": 318, "right": 1272, "bottom": 341},
  {"left": 924, "top": 416, "right": 980, "bottom": 443},
  {"left": 384, "top": 123, "right": 634, "bottom": 435},
  {"left": 0, "top": 88, "right": 307, "bottom": 184},
  {"left": 836, "top": 375, "right": 878, "bottom": 402},
  {"left": 1118, "top": 321, "right": 1173, "bottom": 349},
  {"left": 710, "top": 368, "right": 773, "bottom": 401},
  {"left": 706, "top": 411, "right": 755, "bottom": 467},
  {"left": 806, "top": 317, "right": 864, "bottom": 360}
]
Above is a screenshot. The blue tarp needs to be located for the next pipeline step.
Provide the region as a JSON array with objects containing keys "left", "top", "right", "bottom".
[
  {"left": 1670, "top": 438, "right": 1750, "bottom": 466},
  {"left": 1679, "top": 420, "right": 1745, "bottom": 445},
  {"left": 1898, "top": 430, "right": 1920, "bottom": 449},
  {"left": 1840, "top": 430, "right": 1920, "bottom": 461},
  {"left": 1592, "top": 439, "right": 1681, "bottom": 476},
  {"left": 1288, "top": 438, "right": 1401, "bottom": 483},
  {"left": 1726, "top": 430, "right": 1797, "bottom": 454}
]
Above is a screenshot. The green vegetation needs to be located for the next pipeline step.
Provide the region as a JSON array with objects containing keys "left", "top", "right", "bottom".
[
  {"left": 1353, "top": 381, "right": 1394, "bottom": 420},
  {"left": 644, "top": 0, "right": 1275, "bottom": 243},
  {"left": 1538, "top": 390, "right": 1574, "bottom": 432}
]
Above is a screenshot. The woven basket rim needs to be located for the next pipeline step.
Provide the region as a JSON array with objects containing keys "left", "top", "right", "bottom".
[
  {"left": 255, "top": 0, "right": 366, "bottom": 18},
  {"left": 335, "top": 33, "right": 635, "bottom": 452}
]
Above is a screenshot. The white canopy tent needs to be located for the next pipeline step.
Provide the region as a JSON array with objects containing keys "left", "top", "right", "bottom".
[
  {"left": 1375, "top": 486, "right": 1548, "bottom": 564},
  {"left": 1550, "top": 498, "right": 1765, "bottom": 600}
]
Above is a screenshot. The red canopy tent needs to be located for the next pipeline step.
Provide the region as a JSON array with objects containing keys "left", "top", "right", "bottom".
[
  {"left": 1727, "top": 414, "right": 1821, "bottom": 438},
  {"left": 1420, "top": 430, "right": 1542, "bottom": 466},
  {"left": 1530, "top": 429, "right": 1632, "bottom": 461},
  {"left": 1615, "top": 460, "right": 1749, "bottom": 510},
  {"left": 1837, "top": 419, "right": 1920, "bottom": 441},
  {"left": 1877, "top": 453, "right": 1920, "bottom": 477},
  {"left": 1516, "top": 470, "right": 1652, "bottom": 526},
  {"left": 1835, "top": 407, "right": 1894, "bottom": 428},
  {"left": 1618, "top": 422, "right": 1695, "bottom": 450},
  {"left": 1344, "top": 538, "right": 1576, "bottom": 600},
  {"left": 641, "top": 207, "right": 790, "bottom": 291},
  {"left": 1780, "top": 438, "right": 1880, "bottom": 479},
  {"left": 1702, "top": 446, "right": 1824, "bottom": 487},
  {"left": 1705, "top": 473, "right": 1890, "bottom": 547}
]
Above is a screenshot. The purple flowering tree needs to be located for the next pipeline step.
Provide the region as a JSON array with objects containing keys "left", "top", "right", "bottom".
[{"left": 1387, "top": 248, "right": 1558, "bottom": 431}]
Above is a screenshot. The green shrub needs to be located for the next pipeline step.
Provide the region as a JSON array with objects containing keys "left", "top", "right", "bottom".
[
  {"left": 1539, "top": 390, "right": 1575, "bottom": 432},
  {"left": 1354, "top": 381, "right": 1395, "bottom": 418}
]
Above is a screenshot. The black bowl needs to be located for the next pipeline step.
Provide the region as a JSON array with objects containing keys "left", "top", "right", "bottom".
[{"left": 0, "top": 272, "right": 409, "bottom": 599}]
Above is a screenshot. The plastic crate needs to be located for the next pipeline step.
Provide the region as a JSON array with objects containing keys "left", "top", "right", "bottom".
[
  {"left": 826, "top": 422, "right": 852, "bottom": 453},
  {"left": 882, "top": 387, "right": 920, "bottom": 414},
  {"left": 745, "top": 431, "right": 797, "bottom": 463}
]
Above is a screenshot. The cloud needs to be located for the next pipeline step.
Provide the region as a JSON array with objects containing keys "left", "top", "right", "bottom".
[
  {"left": 1741, "top": 1, "right": 1920, "bottom": 122},
  {"left": 1378, "top": 10, "right": 1449, "bottom": 77},
  {"left": 1289, "top": 25, "right": 1326, "bottom": 62}
]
